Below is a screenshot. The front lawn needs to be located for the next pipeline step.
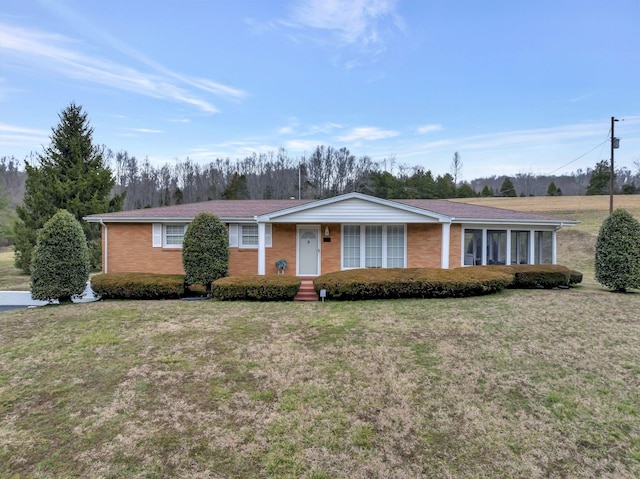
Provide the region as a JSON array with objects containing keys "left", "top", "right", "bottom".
[{"left": 1, "top": 286, "right": 639, "bottom": 478}]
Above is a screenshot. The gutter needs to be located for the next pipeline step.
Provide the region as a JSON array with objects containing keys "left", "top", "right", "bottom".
[{"left": 99, "top": 220, "right": 108, "bottom": 274}]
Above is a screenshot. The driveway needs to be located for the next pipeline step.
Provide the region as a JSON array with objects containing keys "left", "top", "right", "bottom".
[{"left": 0, "top": 282, "right": 99, "bottom": 311}]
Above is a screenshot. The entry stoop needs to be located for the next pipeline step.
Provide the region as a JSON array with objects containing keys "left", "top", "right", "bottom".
[{"left": 294, "top": 280, "right": 319, "bottom": 301}]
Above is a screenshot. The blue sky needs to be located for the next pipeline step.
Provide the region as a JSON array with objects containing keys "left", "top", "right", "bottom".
[{"left": 1, "top": 0, "right": 639, "bottom": 180}]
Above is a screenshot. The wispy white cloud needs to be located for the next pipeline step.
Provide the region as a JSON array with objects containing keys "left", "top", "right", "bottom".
[
  {"left": 0, "top": 22, "right": 246, "bottom": 113},
  {"left": 131, "top": 128, "right": 163, "bottom": 134},
  {"left": 285, "top": 0, "right": 403, "bottom": 48},
  {"left": 0, "top": 123, "right": 48, "bottom": 149},
  {"left": 337, "top": 126, "right": 399, "bottom": 142},
  {"left": 286, "top": 139, "right": 321, "bottom": 152},
  {"left": 416, "top": 124, "right": 443, "bottom": 135}
]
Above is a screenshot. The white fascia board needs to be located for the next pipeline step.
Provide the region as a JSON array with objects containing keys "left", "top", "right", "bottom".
[
  {"left": 457, "top": 219, "right": 578, "bottom": 228},
  {"left": 256, "top": 192, "right": 451, "bottom": 223}
]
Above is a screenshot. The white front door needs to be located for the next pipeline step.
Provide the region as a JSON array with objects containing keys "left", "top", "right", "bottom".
[{"left": 298, "top": 227, "right": 320, "bottom": 276}]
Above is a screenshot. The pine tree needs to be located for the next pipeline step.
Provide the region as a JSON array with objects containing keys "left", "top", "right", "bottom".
[
  {"left": 14, "top": 103, "right": 124, "bottom": 273},
  {"left": 182, "top": 213, "right": 229, "bottom": 296},
  {"left": 499, "top": 178, "right": 517, "bottom": 197},
  {"left": 586, "top": 160, "right": 612, "bottom": 195},
  {"left": 31, "top": 210, "right": 89, "bottom": 303}
]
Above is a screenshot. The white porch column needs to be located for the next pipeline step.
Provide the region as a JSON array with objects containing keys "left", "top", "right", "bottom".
[
  {"left": 552, "top": 230, "right": 557, "bottom": 264},
  {"left": 257, "top": 222, "right": 266, "bottom": 275},
  {"left": 529, "top": 229, "right": 536, "bottom": 264},
  {"left": 505, "top": 229, "right": 512, "bottom": 265},
  {"left": 440, "top": 222, "right": 451, "bottom": 269}
]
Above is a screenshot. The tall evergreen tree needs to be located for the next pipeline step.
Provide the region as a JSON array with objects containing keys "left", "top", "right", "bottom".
[
  {"left": 14, "top": 103, "right": 124, "bottom": 273},
  {"left": 499, "top": 178, "right": 517, "bottom": 197},
  {"left": 586, "top": 160, "right": 612, "bottom": 195}
]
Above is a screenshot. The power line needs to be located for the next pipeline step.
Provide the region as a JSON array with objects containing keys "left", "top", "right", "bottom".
[{"left": 547, "top": 136, "right": 610, "bottom": 175}]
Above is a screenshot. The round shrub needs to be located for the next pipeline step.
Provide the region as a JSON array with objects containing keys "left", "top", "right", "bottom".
[
  {"left": 182, "top": 213, "right": 229, "bottom": 295},
  {"left": 31, "top": 209, "right": 89, "bottom": 303},
  {"left": 595, "top": 208, "right": 640, "bottom": 292}
]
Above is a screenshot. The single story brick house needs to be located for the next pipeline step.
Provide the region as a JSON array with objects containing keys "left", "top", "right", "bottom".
[{"left": 84, "top": 192, "right": 577, "bottom": 277}]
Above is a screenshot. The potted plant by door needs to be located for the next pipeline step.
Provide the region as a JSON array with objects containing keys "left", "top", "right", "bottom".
[{"left": 275, "top": 259, "right": 287, "bottom": 275}]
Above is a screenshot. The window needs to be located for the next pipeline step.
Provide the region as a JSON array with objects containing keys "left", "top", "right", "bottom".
[
  {"left": 463, "top": 228, "right": 555, "bottom": 266},
  {"left": 365, "top": 225, "right": 382, "bottom": 267},
  {"left": 535, "top": 231, "right": 552, "bottom": 264},
  {"left": 241, "top": 224, "right": 258, "bottom": 247},
  {"left": 511, "top": 231, "right": 529, "bottom": 264},
  {"left": 228, "top": 223, "right": 272, "bottom": 248},
  {"left": 486, "top": 230, "right": 507, "bottom": 265},
  {"left": 387, "top": 225, "right": 405, "bottom": 268},
  {"left": 464, "top": 229, "right": 482, "bottom": 265},
  {"left": 165, "top": 224, "right": 186, "bottom": 247},
  {"left": 342, "top": 224, "right": 405, "bottom": 269},
  {"left": 343, "top": 225, "right": 361, "bottom": 268}
]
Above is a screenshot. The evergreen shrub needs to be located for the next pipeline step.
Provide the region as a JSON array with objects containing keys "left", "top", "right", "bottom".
[
  {"left": 212, "top": 275, "right": 301, "bottom": 301},
  {"left": 595, "top": 209, "right": 640, "bottom": 292},
  {"left": 31, "top": 210, "right": 90, "bottom": 303},
  {"left": 91, "top": 273, "right": 184, "bottom": 299},
  {"left": 182, "top": 213, "right": 229, "bottom": 295}
]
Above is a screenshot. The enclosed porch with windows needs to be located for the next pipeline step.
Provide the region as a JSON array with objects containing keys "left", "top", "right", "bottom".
[{"left": 462, "top": 227, "right": 556, "bottom": 266}]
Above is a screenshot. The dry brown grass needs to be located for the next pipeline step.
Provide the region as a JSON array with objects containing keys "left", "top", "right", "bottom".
[
  {"left": 0, "top": 247, "right": 30, "bottom": 291},
  {"left": 1, "top": 288, "right": 640, "bottom": 478}
]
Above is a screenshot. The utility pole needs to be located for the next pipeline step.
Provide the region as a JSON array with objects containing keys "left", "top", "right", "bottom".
[{"left": 609, "top": 117, "right": 619, "bottom": 213}]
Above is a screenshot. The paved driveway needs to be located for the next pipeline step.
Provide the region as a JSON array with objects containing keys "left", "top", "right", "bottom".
[{"left": 0, "top": 282, "right": 99, "bottom": 311}]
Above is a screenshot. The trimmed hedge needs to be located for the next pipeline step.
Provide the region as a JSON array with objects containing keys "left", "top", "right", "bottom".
[
  {"left": 484, "top": 264, "right": 575, "bottom": 289},
  {"left": 212, "top": 275, "right": 301, "bottom": 301},
  {"left": 569, "top": 270, "right": 583, "bottom": 285},
  {"left": 91, "top": 273, "right": 185, "bottom": 299},
  {"left": 313, "top": 267, "right": 514, "bottom": 300}
]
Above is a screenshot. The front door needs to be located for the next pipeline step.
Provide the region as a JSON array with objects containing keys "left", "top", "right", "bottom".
[{"left": 298, "top": 227, "right": 320, "bottom": 276}]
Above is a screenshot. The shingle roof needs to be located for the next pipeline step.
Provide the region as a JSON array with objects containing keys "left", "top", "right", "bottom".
[{"left": 85, "top": 193, "right": 575, "bottom": 225}]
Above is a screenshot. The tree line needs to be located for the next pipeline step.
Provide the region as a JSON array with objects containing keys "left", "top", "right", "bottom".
[{"left": 3, "top": 102, "right": 640, "bottom": 264}]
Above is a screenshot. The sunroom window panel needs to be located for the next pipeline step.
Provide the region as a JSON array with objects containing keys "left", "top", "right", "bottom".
[
  {"left": 486, "top": 230, "right": 507, "bottom": 265},
  {"left": 511, "top": 231, "right": 529, "bottom": 265},
  {"left": 386, "top": 225, "right": 405, "bottom": 268},
  {"left": 365, "top": 225, "right": 383, "bottom": 268},
  {"left": 535, "top": 231, "right": 553, "bottom": 264},
  {"left": 343, "top": 225, "right": 361, "bottom": 268},
  {"left": 464, "top": 229, "right": 482, "bottom": 265}
]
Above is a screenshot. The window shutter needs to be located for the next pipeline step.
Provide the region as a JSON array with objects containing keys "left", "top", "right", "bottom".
[
  {"left": 265, "top": 224, "right": 272, "bottom": 247},
  {"left": 152, "top": 223, "right": 162, "bottom": 247},
  {"left": 229, "top": 224, "right": 238, "bottom": 247}
]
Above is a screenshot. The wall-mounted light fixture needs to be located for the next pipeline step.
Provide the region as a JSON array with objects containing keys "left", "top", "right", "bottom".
[{"left": 324, "top": 226, "right": 330, "bottom": 237}]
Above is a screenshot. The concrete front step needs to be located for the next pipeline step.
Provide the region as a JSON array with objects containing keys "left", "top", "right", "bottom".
[{"left": 294, "top": 280, "right": 319, "bottom": 302}]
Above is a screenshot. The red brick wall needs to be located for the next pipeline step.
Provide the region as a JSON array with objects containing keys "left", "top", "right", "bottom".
[
  {"left": 449, "top": 224, "right": 462, "bottom": 268},
  {"left": 407, "top": 223, "right": 442, "bottom": 268},
  {"left": 104, "top": 223, "right": 184, "bottom": 274},
  {"left": 103, "top": 221, "right": 463, "bottom": 275}
]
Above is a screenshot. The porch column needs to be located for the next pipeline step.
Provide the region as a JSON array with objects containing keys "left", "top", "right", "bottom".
[
  {"left": 505, "top": 229, "right": 512, "bottom": 265},
  {"left": 529, "top": 229, "right": 536, "bottom": 264},
  {"left": 257, "top": 222, "right": 266, "bottom": 275},
  {"left": 440, "top": 222, "right": 451, "bottom": 269},
  {"left": 552, "top": 230, "right": 557, "bottom": 264}
]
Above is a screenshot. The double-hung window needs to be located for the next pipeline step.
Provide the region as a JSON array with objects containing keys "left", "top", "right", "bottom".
[
  {"left": 342, "top": 224, "right": 405, "bottom": 269},
  {"left": 228, "top": 224, "right": 272, "bottom": 248},
  {"left": 152, "top": 223, "right": 187, "bottom": 248}
]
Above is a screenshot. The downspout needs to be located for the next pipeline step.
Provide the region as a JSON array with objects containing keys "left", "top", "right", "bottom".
[{"left": 99, "top": 220, "right": 108, "bottom": 274}]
